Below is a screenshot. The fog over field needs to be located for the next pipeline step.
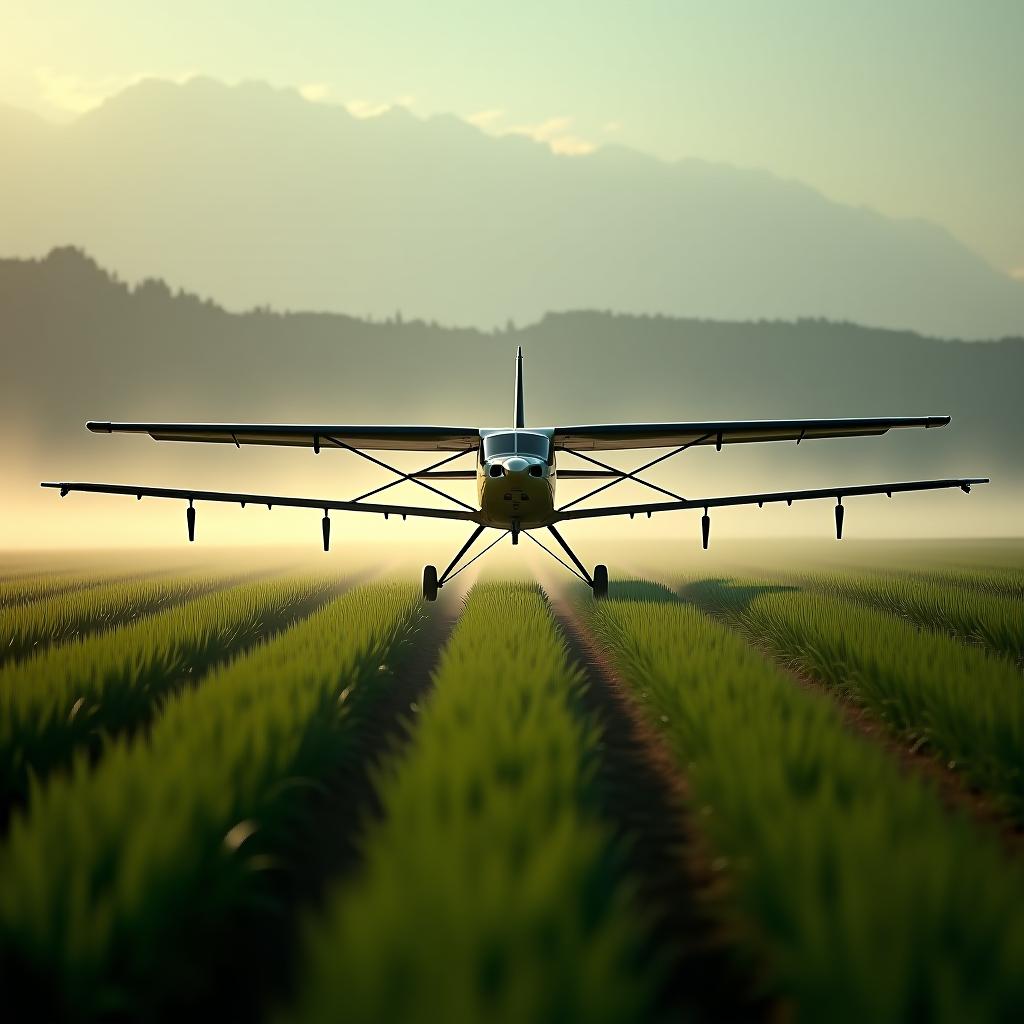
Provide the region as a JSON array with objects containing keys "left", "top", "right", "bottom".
[{"left": 2, "top": 247, "right": 1018, "bottom": 548}]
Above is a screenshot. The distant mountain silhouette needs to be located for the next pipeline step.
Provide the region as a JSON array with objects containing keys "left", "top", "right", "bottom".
[
  {"left": 2, "top": 249, "right": 1019, "bottom": 534},
  {"left": 2, "top": 77, "right": 1023, "bottom": 339}
]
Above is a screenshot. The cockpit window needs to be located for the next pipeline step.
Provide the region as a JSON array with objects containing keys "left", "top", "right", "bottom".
[
  {"left": 483, "top": 433, "right": 517, "bottom": 459},
  {"left": 483, "top": 431, "right": 551, "bottom": 462},
  {"left": 516, "top": 432, "right": 551, "bottom": 460}
]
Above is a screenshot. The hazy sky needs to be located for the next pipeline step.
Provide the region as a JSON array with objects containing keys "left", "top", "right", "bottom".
[{"left": 3, "top": 1, "right": 1022, "bottom": 275}]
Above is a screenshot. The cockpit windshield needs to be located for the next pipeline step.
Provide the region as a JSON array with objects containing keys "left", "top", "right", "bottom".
[{"left": 483, "top": 431, "right": 551, "bottom": 462}]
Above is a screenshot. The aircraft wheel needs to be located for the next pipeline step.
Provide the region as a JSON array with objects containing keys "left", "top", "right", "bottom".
[
  {"left": 422, "top": 564, "right": 439, "bottom": 602},
  {"left": 592, "top": 564, "right": 608, "bottom": 600}
]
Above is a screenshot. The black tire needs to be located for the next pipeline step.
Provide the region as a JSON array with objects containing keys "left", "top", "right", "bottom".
[
  {"left": 592, "top": 564, "right": 608, "bottom": 600},
  {"left": 422, "top": 564, "right": 439, "bottom": 602}
]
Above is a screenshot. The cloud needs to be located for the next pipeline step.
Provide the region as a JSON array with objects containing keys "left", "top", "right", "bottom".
[
  {"left": 466, "top": 108, "right": 505, "bottom": 128},
  {"left": 549, "top": 135, "right": 596, "bottom": 156},
  {"left": 34, "top": 66, "right": 196, "bottom": 115},
  {"left": 602, "top": 120, "right": 622, "bottom": 133},
  {"left": 345, "top": 98, "right": 392, "bottom": 118},
  {"left": 508, "top": 116, "right": 571, "bottom": 142},
  {"left": 1010, "top": 266, "right": 1024, "bottom": 282},
  {"left": 505, "top": 116, "right": 595, "bottom": 156},
  {"left": 34, "top": 69, "right": 411, "bottom": 122},
  {"left": 300, "top": 87, "right": 414, "bottom": 113},
  {"left": 464, "top": 110, "right": 595, "bottom": 154},
  {"left": 298, "top": 82, "right": 331, "bottom": 102}
]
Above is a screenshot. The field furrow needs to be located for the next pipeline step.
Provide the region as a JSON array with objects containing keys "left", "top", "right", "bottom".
[
  {"left": 548, "top": 590, "right": 767, "bottom": 1021},
  {"left": 282, "top": 583, "right": 657, "bottom": 1024},
  {"left": 586, "top": 584, "right": 1024, "bottom": 1022},
  {"left": 0, "top": 574, "right": 345, "bottom": 816},
  {"left": 0, "top": 572, "right": 240, "bottom": 663},
  {"left": 0, "top": 581, "right": 422, "bottom": 1020},
  {"left": 683, "top": 577, "right": 1024, "bottom": 818}
]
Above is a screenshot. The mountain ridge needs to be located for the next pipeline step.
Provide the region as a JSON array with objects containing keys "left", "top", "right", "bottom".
[
  {"left": 1, "top": 77, "right": 1022, "bottom": 338},
  {"left": 10, "top": 243, "right": 1023, "bottom": 342}
]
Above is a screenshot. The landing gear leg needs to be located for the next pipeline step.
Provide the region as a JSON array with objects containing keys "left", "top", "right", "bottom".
[
  {"left": 547, "top": 525, "right": 610, "bottom": 599},
  {"left": 423, "top": 524, "right": 487, "bottom": 602}
]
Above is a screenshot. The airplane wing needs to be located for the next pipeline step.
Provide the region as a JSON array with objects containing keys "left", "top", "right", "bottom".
[
  {"left": 41, "top": 481, "right": 479, "bottom": 522},
  {"left": 554, "top": 477, "right": 988, "bottom": 522},
  {"left": 552, "top": 416, "right": 950, "bottom": 451},
  {"left": 85, "top": 422, "right": 480, "bottom": 452}
]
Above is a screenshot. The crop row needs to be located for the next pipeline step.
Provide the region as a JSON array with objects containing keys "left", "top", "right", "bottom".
[
  {"left": 0, "top": 570, "right": 164, "bottom": 610},
  {"left": 283, "top": 583, "right": 656, "bottom": 1024},
  {"left": 0, "top": 581, "right": 422, "bottom": 1018},
  {"left": 587, "top": 586, "right": 1024, "bottom": 1022},
  {"left": 684, "top": 578, "right": 1024, "bottom": 818},
  {"left": 0, "top": 574, "right": 345, "bottom": 815},
  {"left": 906, "top": 567, "right": 1024, "bottom": 600},
  {"left": 801, "top": 572, "right": 1024, "bottom": 663},
  {"left": 0, "top": 572, "right": 239, "bottom": 663}
]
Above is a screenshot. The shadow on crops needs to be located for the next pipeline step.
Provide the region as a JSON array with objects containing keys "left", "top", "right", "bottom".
[
  {"left": 607, "top": 580, "right": 677, "bottom": 603},
  {"left": 679, "top": 577, "right": 799, "bottom": 614}
]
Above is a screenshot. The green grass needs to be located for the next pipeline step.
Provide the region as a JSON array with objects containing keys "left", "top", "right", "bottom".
[
  {"left": 0, "top": 574, "right": 344, "bottom": 814},
  {"left": 0, "top": 549, "right": 1021, "bottom": 1021},
  {"left": 282, "top": 583, "right": 656, "bottom": 1024},
  {"left": 0, "top": 570, "right": 159, "bottom": 609},
  {"left": 904, "top": 567, "right": 1024, "bottom": 601},
  {"left": 0, "top": 581, "right": 422, "bottom": 1018},
  {"left": 683, "top": 577, "right": 1024, "bottom": 818},
  {"left": 587, "top": 585, "right": 1024, "bottom": 1023},
  {"left": 0, "top": 572, "right": 236, "bottom": 662},
  {"left": 803, "top": 572, "right": 1024, "bottom": 663}
]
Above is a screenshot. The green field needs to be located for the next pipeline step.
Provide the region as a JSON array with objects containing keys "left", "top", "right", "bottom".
[{"left": 0, "top": 541, "right": 1022, "bottom": 1022}]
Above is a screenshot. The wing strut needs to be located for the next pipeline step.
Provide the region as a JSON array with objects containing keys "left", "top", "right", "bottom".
[
  {"left": 320, "top": 434, "right": 476, "bottom": 512},
  {"left": 557, "top": 435, "right": 712, "bottom": 511},
  {"left": 350, "top": 447, "right": 475, "bottom": 503}
]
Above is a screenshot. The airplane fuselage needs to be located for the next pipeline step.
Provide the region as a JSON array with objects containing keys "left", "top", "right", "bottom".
[{"left": 477, "top": 429, "right": 557, "bottom": 529}]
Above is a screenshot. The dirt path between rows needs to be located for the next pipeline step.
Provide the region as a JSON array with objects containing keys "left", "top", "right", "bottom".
[
  {"left": 674, "top": 585, "right": 1024, "bottom": 856},
  {"left": 781, "top": 658, "right": 1024, "bottom": 856},
  {"left": 548, "top": 587, "right": 773, "bottom": 1024}
]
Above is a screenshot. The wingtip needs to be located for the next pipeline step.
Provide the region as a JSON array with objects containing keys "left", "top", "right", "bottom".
[{"left": 86, "top": 421, "right": 111, "bottom": 433}]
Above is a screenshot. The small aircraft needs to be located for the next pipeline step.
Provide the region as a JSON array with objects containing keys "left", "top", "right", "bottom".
[{"left": 44, "top": 348, "right": 987, "bottom": 600}]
